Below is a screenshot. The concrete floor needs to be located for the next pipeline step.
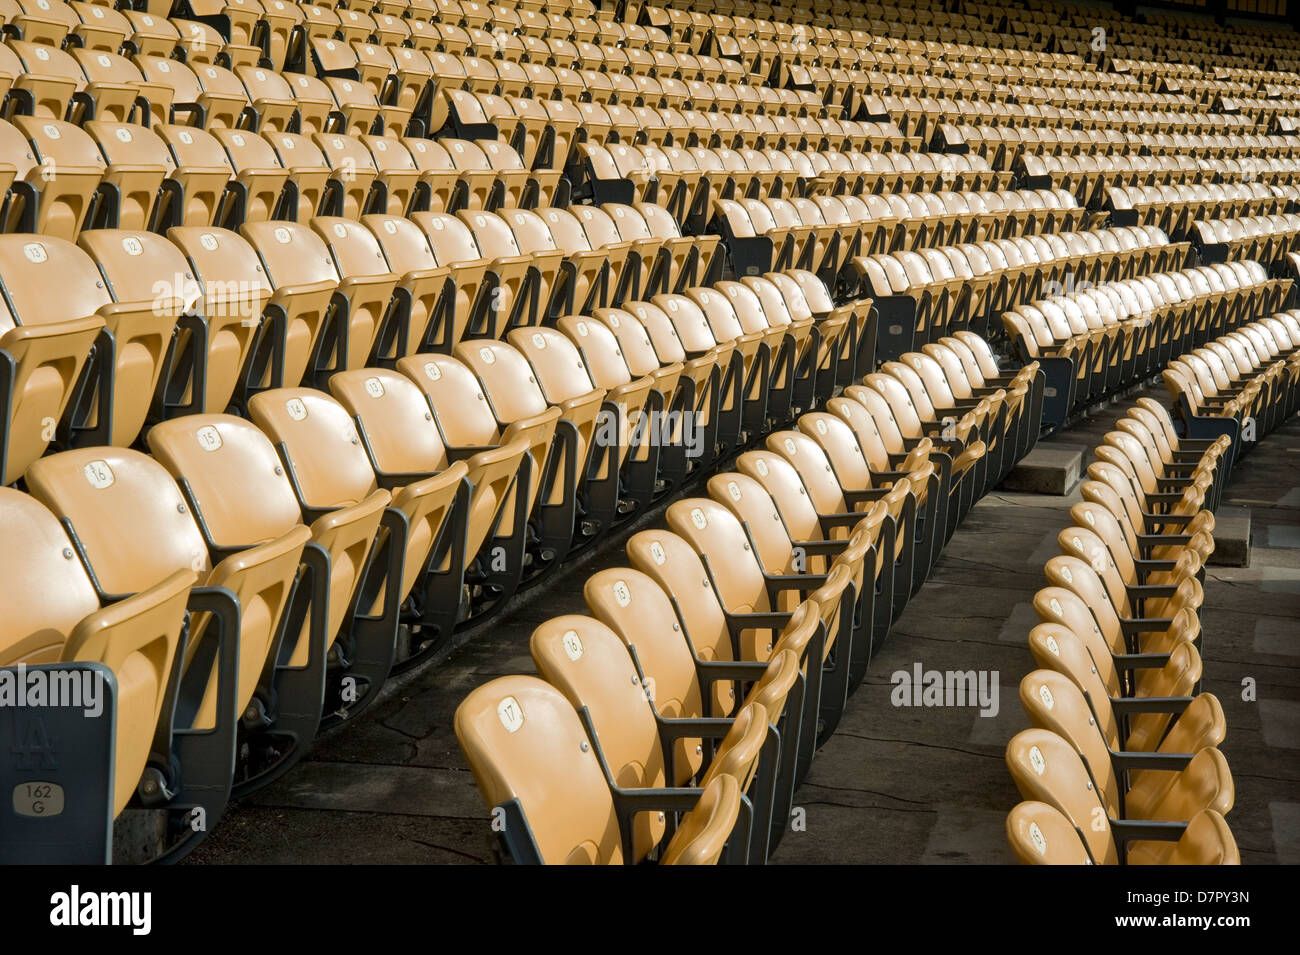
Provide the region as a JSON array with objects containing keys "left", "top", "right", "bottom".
[{"left": 185, "top": 393, "right": 1300, "bottom": 865}]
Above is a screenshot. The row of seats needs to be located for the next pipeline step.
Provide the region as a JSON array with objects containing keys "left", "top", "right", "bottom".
[
  {"left": 713, "top": 187, "right": 1088, "bottom": 285},
  {"left": 456, "top": 328, "right": 1044, "bottom": 863},
  {"left": 941, "top": 127, "right": 1300, "bottom": 172},
  {"left": 1006, "top": 398, "right": 1246, "bottom": 865},
  {"left": 1106, "top": 182, "right": 1298, "bottom": 242},
  {"left": 1002, "top": 260, "right": 1292, "bottom": 433},
  {"left": 1021, "top": 154, "right": 1300, "bottom": 210},
  {"left": 855, "top": 225, "right": 1182, "bottom": 355},
  {"left": 880, "top": 97, "right": 1273, "bottom": 142},
  {"left": 1163, "top": 309, "right": 1300, "bottom": 459},
  {"left": 0, "top": 36, "right": 421, "bottom": 130},
  {"left": 0, "top": 200, "right": 801, "bottom": 484},
  {"left": 1193, "top": 214, "right": 1300, "bottom": 272},
  {"left": 0, "top": 115, "right": 568, "bottom": 238},
  {"left": 582, "top": 144, "right": 1011, "bottom": 216}
]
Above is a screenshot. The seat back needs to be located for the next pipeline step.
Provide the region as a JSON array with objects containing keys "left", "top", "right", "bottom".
[
  {"left": 624, "top": 525, "right": 739, "bottom": 679},
  {"left": 1006, "top": 800, "right": 1092, "bottom": 865},
  {"left": 146, "top": 413, "right": 303, "bottom": 549},
  {"left": 1019, "top": 669, "right": 1120, "bottom": 816},
  {"left": 1005, "top": 728, "right": 1116, "bottom": 865},
  {"left": 529, "top": 613, "right": 667, "bottom": 859},
  {"left": 330, "top": 368, "right": 450, "bottom": 474},
  {"left": 248, "top": 388, "right": 380, "bottom": 507},
  {"left": 454, "top": 675, "right": 623, "bottom": 865},
  {"left": 584, "top": 566, "right": 707, "bottom": 778}
]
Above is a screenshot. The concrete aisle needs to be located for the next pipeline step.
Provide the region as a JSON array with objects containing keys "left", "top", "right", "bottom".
[{"left": 184, "top": 399, "right": 1300, "bottom": 865}]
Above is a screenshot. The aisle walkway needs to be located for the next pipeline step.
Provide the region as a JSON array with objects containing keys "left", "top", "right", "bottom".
[{"left": 186, "top": 397, "right": 1300, "bottom": 865}]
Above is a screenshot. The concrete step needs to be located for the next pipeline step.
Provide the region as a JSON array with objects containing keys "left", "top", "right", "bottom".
[
  {"left": 1208, "top": 503, "right": 1251, "bottom": 567},
  {"left": 999, "top": 442, "right": 1087, "bottom": 496}
]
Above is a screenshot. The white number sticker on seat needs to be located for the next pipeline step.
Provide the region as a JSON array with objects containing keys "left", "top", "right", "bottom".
[
  {"left": 648, "top": 541, "right": 666, "bottom": 565},
  {"left": 1038, "top": 685, "right": 1054, "bottom": 710},
  {"left": 690, "top": 507, "right": 707, "bottom": 529},
  {"left": 83, "top": 460, "right": 114, "bottom": 489},
  {"left": 190, "top": 425, "right": 222, "bottom": 452},
  {"left": 424, "top": 362, "right": 442, "bottom": 381},
  {"left": 200, "top": 233, "right": 219, "bottom": 251},
  {"left": 364, "top": 377, "right": 385, "bottom": 398},
  {"left": 562, "top": 630, "right": 583, "bottom": 660},
  {"left": 23, "top": 243, "right": 46, "bottom": 264},
  {"left": 497, "top": 696, "right": 523, "bottom": 733},
  {"left": 286, "top": 398, "right": 308, "bottom": 421},
  {"left": 613, "top": 580, "right": 631, "bottom": 607},
  {"left": 1029, "top": 822, "right": 1047, "bottom": 855},
  {"left": 1028, "top": 745, "right": 1046, "bottom": 776}
]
